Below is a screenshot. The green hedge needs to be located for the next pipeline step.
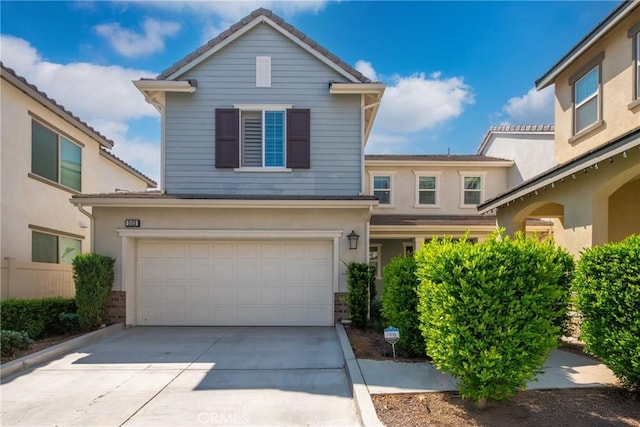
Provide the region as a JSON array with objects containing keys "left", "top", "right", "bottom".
[
  {"left": 416, "top": 233, "right": 572, "bottom": 407},
  {"left": 0, "top": 297, "right": 77, "bottom": 339},
  {"left": 573, "top": 235, "right": 640, "bottom": 391},
  {"left": 73, "top": 253, "right": 115, "bottom": 331},
  {"left": 1, "top": 330, "right": 34, "bottom": 357},
  {"left": 381, "top": 255, "right": 424, "bottom": 357},
  {"left": 346, "top": 262, "right": 376, "bottom": 328}
]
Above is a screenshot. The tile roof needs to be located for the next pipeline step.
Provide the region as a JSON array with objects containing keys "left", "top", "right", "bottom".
[
  {"left": 365, "top": 154, "right": 511, "bottom": 162},
  {"left": 1, "top": 62, "right": 114, "bottom": 148},
  {"left": 72, "top": 192, "right": 378, "bottom": 201},
  {"left": 487, "top": 125, "right": 554, "bottom": 133},
  {"left": 99, "top": 148, "right": 157, "bottom": 188},
  {"left": 157, "top": 8, "right": 371, "bottom": 83}
]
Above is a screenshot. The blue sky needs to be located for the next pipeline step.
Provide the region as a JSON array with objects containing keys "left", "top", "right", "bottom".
[{"left": 0, "top": 1, "right": 617, "bottom": 183}]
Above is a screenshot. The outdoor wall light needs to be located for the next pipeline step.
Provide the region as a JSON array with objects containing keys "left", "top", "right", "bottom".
[{"left": 347, "top": 230, "right": 360, "bottom": 250}]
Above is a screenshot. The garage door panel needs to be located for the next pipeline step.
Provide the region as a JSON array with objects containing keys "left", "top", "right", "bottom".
[{"left": 136, "top": 240, "right": 333, "bottom": 326}]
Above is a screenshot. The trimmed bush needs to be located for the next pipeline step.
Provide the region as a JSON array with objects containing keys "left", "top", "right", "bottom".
[
  {"left": 1, "top": 330, "right": 34, "bottom": 357},
  {"left": 73, "top": 253, "right": 115, "bottom": 331},
  {"left": 346, "top": 262, "right": 376, "bottom": 328},
  {"left": 58, "top": 312, "right": 81, "bottom": 334},
  {"left": 573, "top": 235, "right": 640, "bottom": 391},
  {"left": 416, "top": 233, "right": 572, "bottom": 407},
  {"left": 0, "top": 298, "right": 76, "bottom": 339},
  {"left": 381, "top": 255, "right": 424, "bottom": 357}
]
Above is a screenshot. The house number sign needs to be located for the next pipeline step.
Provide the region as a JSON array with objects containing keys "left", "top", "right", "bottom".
[
  {"left": 124, "top": 219, "right": 141, "bottom": 228},
  {"left": 384, "top": 326, "right": 400, "bottom": 359}
]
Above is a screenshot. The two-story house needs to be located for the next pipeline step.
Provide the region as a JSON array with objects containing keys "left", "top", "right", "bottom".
[
  {"left": 0, "top": 63, "right": 156, "bottom": 300},
  {"left": 479, "top": 1, "right": 640, "bottom": 256},
  {"left": 71, "top": 9, "right": 385, "bottom": 327}
]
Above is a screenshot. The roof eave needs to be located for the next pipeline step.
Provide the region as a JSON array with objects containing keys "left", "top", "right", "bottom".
[
  {"left": 329, "top": 82, "right": 386, "bottom": 94},
  {"left": 133, "top": 79, "right": 196, "bottom": 113},
  {"left": 99, "top": 149, "right": 157, "bottom": 188},
  {"left": 365, "top": 159, "right": 514, "bottom": 167}
]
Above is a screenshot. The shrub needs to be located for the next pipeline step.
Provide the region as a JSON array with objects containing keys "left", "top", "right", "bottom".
[
  {"left": 573, "top": 235, "right": 640, "bottom": 391},
  {"left": 381, "top": 255, "right": 424, "bottom": 357},
  {"left": 73, "top": 253, "right": 115, "bottom": 331},
  {"left": 58, "top": 312, "right": 81, "bottom": 334},
  {"left": 416, "top": 233, "right": 572, "bottom": 407},
  {"left": 346, "top": 262, "right": 376, "bottom": 328},
  {"left": 1, "top": 330, "right": 34, "bottom": 357},
  {"left": 0, "top": 298, "right": 76, "bottom": 339}
]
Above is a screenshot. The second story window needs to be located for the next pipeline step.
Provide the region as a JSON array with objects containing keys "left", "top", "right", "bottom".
[
  {"left": 417, "top": 175, "right": 437, "bottom": 206},
  {"left": 373, "top": 175, "right": 391, "bottom": 205},
  {"left": 461, "top": 174, "right": 483, "bottom": 206},
  {"left": 575, "top": 67, "right": 599, "bottom": 133},
  {"left": 31, "top": 120, "right": 82, "bottom": 191},
  {"left": 241, "top": 110, "right": 285, "bottom": 167}
]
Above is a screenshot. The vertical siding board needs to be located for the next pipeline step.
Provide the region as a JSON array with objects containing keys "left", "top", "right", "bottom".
[{"left": 164, "top": 23, "right": 362, "bottom": 195}]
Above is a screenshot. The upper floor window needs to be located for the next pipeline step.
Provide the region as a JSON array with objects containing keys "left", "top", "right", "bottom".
[
  {"left": 32, "top": 229, "right": 81, "bottom": 265},
  {"left": 416, "top": 174, "right": 437, "bottom": 206},
  {"left": 460, "top": 173, "right": 483, "bottom": 207},
  {"left": 31, "top": 120, "right": 82, "bottom": 191},
  {"left": 215, "top": 107, "right": 310, "bottom": 170},
  {"left": 569, "top": 53, "right": 603, "bottom": 136},
  {"left": 373, "top": 175, "right": 392, "bottom": 205}
]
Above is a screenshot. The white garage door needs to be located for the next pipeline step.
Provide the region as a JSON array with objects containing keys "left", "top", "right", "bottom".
[{"left": 136, "top": 240, "right": 334, "bottom": 326}]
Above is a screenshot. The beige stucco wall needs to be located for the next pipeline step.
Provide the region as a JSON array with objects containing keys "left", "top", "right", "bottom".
[
  {"left": 98, "top": 154, "right": 152, "bottom": 193},
  {"left": 554, "top": 9, "right": 640, "bottom": 164},
  {"left": 608, "top": 177, "right": 640, "bottom": 242},
  {"left": 365, "top": 163, "right": 510, "bottom": 215},
  {"left": 91, "top": 205, "right": 370, "bottom": 294},
  {"left": 496, "top": 148, "right": 640, "bottom": 256}
]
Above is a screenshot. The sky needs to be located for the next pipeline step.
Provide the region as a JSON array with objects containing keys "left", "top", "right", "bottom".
[{"left": 0, "top": 0, "right": 618, "bottom": 183}]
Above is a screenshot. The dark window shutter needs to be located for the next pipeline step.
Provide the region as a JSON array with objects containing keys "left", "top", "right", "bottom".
[
  {"left": 286, "top": 109, "right": 310, "bottom": 169},
  {"left": 215, "top": 108, "right": 239, "bottom": 168}
]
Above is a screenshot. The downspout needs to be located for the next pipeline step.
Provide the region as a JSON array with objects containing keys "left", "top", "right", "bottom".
[{"left": 76, "top": 204, "right": 94, "bottom": 253}]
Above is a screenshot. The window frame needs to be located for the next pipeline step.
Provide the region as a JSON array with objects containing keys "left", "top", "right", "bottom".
[
  {"left": 402, "top": 242, "right": 414, "bottom": 257},
  {"left": 30, "top": 226, "right": 83, "bottom": 265},
  {"left": 459, "top": 171, "right": 485, "bottom": 208},
  {"left": 568, "top": 53, "right": 604, "bottom": 137},
  {"left": 628, "top": 22, "right": 640, "bottom": 105},
  {"left": 413, "top": 171, "right": 440, "bottom": 208},
  {"left": 371, "top": 173, "right": 394, "bottom": 206},
  {"left": 30, "top": 117, "right": 83, "bottom": 192},
  {"left": 234, "top": 104, "right": 292, "bottom": 171},
  {"left": 369, "top": 244, "right": 382, "bottom": 279}
]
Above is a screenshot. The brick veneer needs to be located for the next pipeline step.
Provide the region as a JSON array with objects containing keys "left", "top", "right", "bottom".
[
  {"left": 334, "top": 292, "right": 350, "bottom": 323},
  {"left": 107, "top": 290, "right": 126, "bottom": 324}
]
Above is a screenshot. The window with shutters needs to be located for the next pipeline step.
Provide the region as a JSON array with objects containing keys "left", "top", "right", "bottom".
[{"left": 215, "top": 106, "right": 310, "bottom": 170}]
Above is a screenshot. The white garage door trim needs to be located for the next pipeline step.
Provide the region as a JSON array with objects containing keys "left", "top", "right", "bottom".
[{"left": 117, "top": 229, "right": 343, "bottom": 326}]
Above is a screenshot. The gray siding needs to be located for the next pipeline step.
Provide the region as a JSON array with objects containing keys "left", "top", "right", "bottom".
[{"left": 164, "top": 23, "right": 363, "bottom": 195}]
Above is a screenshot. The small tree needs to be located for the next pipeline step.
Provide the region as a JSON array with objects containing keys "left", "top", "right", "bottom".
[
  {"left": 346, "top": 262, "right": 376, "bottom": 328},
  {"left": 416, "top": 233, "right": 572, "bottom": 408},
  {"left": 381, "top": 255, "right": 424, "bottom": 357},
  {"left": 73, "top": 253, "right": 115, "bottom": 331},
  {"left": 573, "top": 235, "right": 640, "bottom": 391}
]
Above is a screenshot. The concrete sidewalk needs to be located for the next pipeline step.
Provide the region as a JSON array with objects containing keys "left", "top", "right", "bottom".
[{"left": 358, "top": 349, "right": 619, "bottom": 394}]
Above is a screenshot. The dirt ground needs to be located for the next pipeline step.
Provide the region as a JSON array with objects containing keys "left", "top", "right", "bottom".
[
  {"left": 346, "top": 326, "right": 640, "bottom": 427},
  {"left": 0, "top": 333, "right": 83, "bottom": 364}
]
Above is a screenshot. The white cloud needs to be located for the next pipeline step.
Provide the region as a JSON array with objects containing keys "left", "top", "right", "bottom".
[
  {"left": 365, "top": 133, "right": 410, "bottom": 154},
  {"left": 95, "top": 18, "right": 181, "bottom": 58},
  {"left": 355, "top": 60, "right": 377, "bottom": 81},
  {"left": 500, "top": 85, "right": 554, "bottom": 125},
  {"left": 0, "top": 35, "right": 161, "bottom": 182}
]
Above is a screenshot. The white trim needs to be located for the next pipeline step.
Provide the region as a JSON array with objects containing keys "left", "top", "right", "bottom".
[
  {"left": 71, "top": 197, "right": 378, "bottom": 209},
  {"left": 459, "top": 171, "right": 486, "bottom": 208},
  {"left": 413, "top": 171, "right": 440, "bottom": 208},
  {"left": 233, "top": 103, "right": 293, "bottom": 110},
  {"left": 369, "top": 172, "right": 395, "bottom": 207},
  {"left": 402, "top": 242, "right": 414, "bottom": 256},
  {"left": 256, "top": 56, "right": 271, "bottom": 88},
  {"left": 167, "top": 15, "right": 361, "bottom": 83},
  {"left": 333, "top": 237, "right": 340, "bottom": 293},
  {"left": 133, "top": 80, "right": 196, "bottom": 92},
  {"left": 116, "top": 228, "right": 344, "bottom": 239},
  {"left": 233, "top": 167, "right": 292, "bottom": 173},
  {"left": 122, "top": 236, "right": 135, "bottom": 326},
  {"left": 329, "top": 83, "right": 386, "bottom": 94},
  {"left": 369, "top": 243, "right": 382, "bottom": 279},
  {"left": 366, "top": 159, "right": 513, "bottom": 167}
]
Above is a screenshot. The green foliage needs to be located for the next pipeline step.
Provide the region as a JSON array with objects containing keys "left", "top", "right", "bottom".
[
  {"left": 573, "top": 235, "right": 640, "bottom": 391},
  {"left": 0, "top": 298, "right": 76, "bottom": 339},
  {"left": 73, "top": 253, "right": 115, "bottom": 331},
  {"left": 58, "top": 312, "right": 81, "bottom": 334},
  {"left": 381, "top": 255, "right": 425, "bottom": 357},
  {"left": 346, "top": 262, "right": 376, "bottom": 328},
  {"left": 415, "top": 233, "right": 572, "bottom": 406},
  {"left": 1, "top": 330, "right": 34, "bottom": 357}
]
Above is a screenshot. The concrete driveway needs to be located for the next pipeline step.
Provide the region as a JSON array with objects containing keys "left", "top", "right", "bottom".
[{"left": 1, "top": 327, "right": 360, "bottom": 427}]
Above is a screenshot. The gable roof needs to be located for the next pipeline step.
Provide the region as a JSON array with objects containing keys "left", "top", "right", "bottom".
[
  {"left": 99, "top": 148, "right": 157, "bottom": 188},
  {"left": 158, "top": 8, "right": 371, "bottom": 84},
  {"left": 1, "top": 62, "right": 114, "bottom": 149},
  {"left": 476, "top": 125, "right": 554, "bottom": 155},
  {"left": 536, "top": 0, "right": 639, "bottom": 89}
]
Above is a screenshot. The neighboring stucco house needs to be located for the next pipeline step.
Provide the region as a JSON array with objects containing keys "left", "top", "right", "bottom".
[
  {"left": 0, "top": 63, "right": 156, "bottom": 299},
  {"left": 476, "top": 125, "right": 555, "bottom": 187},
  {"left": 479, "top": 1, "right": 640, "bottom": 256},
  {"left": 70, "top": 9, "right": 385, "bottom": 327}
]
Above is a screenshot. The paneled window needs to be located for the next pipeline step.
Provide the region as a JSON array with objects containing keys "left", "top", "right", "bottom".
[
  {"left": 215, "top": 107, "right": 310, "bottom": 169},
  {"left": 373, "top": 176, "right": 391, "bottom": 205},
  {"left": 417, "top": 175, "right": 437, "bottom": 205},
  {"left": 574, "top": 66, "right": 600, "bottom": 134},
  {"left": 369, "top": 244, "right": 382, "bottom": 279},
  {"left": 31, "top": 120, "right": 82, "bottom": 191},
  {"left": 32, "top": 231, "right": 81, "bottom": 265},
  {"left": 461, "top": 175, "right": 482, "bottom": 206}
]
